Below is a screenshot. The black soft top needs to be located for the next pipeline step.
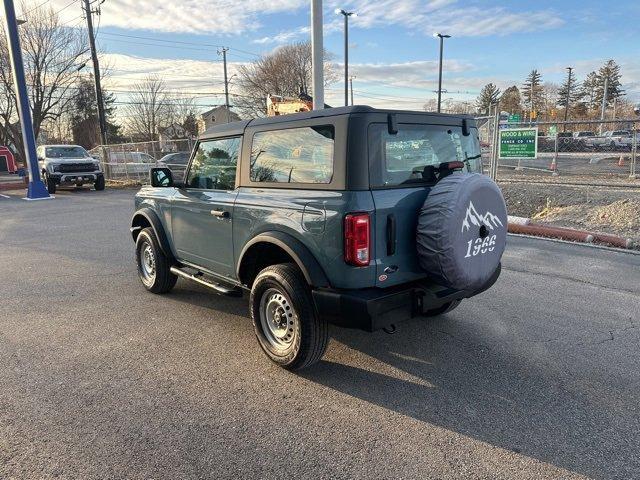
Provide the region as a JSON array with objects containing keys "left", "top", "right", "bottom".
[{"left": 199, "top": 105, "right": 474, "bottom": 140}]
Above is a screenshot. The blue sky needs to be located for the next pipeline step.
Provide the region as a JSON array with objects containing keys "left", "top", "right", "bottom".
[{"left": 19, "top": 0, "right": 640, "bottom": 112}]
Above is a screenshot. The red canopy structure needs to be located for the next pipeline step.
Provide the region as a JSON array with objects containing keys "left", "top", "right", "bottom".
[{"left": 0, "top": 146, "right": 17, "bottom": 173}]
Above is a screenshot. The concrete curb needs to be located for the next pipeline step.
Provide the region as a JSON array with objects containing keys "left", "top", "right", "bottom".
[{"left": 507, "top": 220, "right": 634, "bottom": 249}]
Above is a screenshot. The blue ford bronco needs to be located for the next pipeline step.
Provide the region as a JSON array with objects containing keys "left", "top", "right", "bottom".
[{"left": 131, "top": 106, "right": 507, "bottom": 370}]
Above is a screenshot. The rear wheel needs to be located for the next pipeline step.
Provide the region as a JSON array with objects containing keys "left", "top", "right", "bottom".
[
  {"left": 135, "top": 227, "right": 177, "bottom": 293},
  {"left": 250, "top": 263, "right": 328, "bottom": 370},
  {"left": 423, "top": 299, "right": 461, "bottom": 317}
]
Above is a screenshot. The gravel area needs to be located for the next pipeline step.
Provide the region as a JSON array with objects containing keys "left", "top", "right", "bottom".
[{"left": 500, "top": 182, "right": 640, "bottom": 245}]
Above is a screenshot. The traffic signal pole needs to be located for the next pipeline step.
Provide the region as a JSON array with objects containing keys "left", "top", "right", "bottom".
[{"left": 2, "top": 0, "right": 51, "bottom": 199}]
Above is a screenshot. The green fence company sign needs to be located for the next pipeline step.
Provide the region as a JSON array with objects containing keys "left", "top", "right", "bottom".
[{"left": 499, "top": 128, "right": 538, "bottom": 159}]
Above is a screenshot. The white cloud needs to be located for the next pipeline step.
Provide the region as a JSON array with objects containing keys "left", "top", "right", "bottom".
[
  {"left": 30, "top": 0, "right": 307, "bottom": 34},
  {"left": 29, "top": 0, "right": 563, "bottom": 38},
  {"left": 335, "top": 0, "right": 564, "bottom": 37},
  {"left": 253, "top": 26, "right": 310, "bottom": 45}
]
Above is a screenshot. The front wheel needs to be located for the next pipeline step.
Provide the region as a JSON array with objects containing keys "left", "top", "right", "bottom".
[
  {"left": 94, "top": 175, "right": 105, "bottom": 191},
  {"left": 250, "top": 263, "right": 328, "bottom": 370},
  {"left": 44, "top": 173, "right": 56, "bottom": 194},
  {"left": 135, "top": 227, "right": 177, "bottom": 294}
]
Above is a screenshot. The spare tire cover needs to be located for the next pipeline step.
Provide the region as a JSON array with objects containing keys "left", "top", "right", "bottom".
[{"left": 416, "top": 173, "right": 507, "bottom": 291}]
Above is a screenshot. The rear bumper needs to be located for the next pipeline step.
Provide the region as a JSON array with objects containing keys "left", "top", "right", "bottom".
[{"left": 312, "top": 264, "right": 501, "bottom": 332}]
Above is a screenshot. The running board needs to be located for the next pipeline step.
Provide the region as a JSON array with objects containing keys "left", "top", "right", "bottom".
[{"left": 170, "top": 266, "right": 242, "bottom": 297}]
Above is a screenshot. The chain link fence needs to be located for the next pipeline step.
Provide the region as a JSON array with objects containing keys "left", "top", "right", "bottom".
[
  {"left": 476, "top": 112, "right": 640, "bottom": 247},
  {"left": 89, "top": 138, "right": 195, "bottom": 183},
  {"left": 478, "top": 112, "right": 639, "bottom": 184}
]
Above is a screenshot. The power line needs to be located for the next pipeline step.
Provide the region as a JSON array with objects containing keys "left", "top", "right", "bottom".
[{"left": 98, "top": 31, "right": 261, "bottom": 57}]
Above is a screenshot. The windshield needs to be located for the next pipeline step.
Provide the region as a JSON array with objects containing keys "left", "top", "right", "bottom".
[
  {"left": 368, "top": 123, "right": 481, "bottom": 187},
  {"left": 45, "top": 146, "right": 88, "bottom": 159}
]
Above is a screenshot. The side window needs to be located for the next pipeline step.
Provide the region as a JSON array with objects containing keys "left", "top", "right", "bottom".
[
  {"left": 250, "top": 126, "right": 334, "bottom": 184},
  {"left": 186, "top": 137, "right": 240, "bottom": 190}
]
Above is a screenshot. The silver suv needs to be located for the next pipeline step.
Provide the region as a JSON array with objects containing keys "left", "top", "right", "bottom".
[{"left": 37, "top": 145, "right": 105, "bottom": 194}]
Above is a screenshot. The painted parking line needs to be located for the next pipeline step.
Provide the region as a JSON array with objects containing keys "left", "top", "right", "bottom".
[{"left": 0, "top": 193, "right": 10, "bottom": 199}]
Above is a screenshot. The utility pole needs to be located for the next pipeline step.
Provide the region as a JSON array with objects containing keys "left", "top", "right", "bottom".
[
  {"left": 311, "top": 0, "right": 324, "bottom": 110},
  {"left": 2, "top": 0, "right": 50, "bottom": 199},
  {"left": 563, "top": 67, "right": 573, "bottom": 131},
  {"left": 600, "top": 75, "right": 609, "bottom": 134},
  {"left": 218, "top": 47, "right": 230, "bottom": 122},
  {"left": 83, "top": 0, "right": 108, "bottom": 145},
  {"left": 349, "top": 75, "right": 355, "bottom": 106}
]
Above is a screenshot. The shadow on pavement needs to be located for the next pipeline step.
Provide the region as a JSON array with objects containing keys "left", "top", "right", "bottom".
[{"left": 300, "top": 315, "right": 634, "bottom": 479}]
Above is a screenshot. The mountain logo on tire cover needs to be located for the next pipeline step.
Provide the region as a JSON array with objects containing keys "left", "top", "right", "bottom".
[{"left": 461, "top": 201, "right": 504, "bottom": 233}]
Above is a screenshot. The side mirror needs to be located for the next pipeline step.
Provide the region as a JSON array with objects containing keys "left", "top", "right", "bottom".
[{"left": 150, "top": 167, "right": 174, "bottom": 187}]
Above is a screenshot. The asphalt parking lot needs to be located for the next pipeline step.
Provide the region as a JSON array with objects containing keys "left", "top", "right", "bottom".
[{"left": 1, "top": 188, "right": 639, "bottom": 479}]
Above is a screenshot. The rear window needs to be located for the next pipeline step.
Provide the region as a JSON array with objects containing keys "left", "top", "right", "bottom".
[
  {"left": 368, "top": 123, "right": 481, "bottom": 187},
  {"left": 249, "top": 126, "right": 334, "bottom": 184}
]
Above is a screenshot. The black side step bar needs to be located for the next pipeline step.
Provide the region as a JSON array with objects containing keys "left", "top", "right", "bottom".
[{"left": 169, "top": 266, "right": 242, "bottom": 297}]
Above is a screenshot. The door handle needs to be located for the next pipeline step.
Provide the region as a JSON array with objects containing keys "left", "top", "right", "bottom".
[{"left": 210, "top": 209, "right": 230, "bottom": 219}]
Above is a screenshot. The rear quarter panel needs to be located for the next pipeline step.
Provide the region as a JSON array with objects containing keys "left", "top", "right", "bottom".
[{"left": 233, "top": 188, "right": 377, "bottom": 289}]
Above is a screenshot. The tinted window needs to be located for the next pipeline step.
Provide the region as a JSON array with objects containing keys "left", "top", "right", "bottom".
[
  {"left": 186, "top": 137, "right": 240, "bottom": 190},
  {"left": 250, "top": 126, "right": 334, "bottom": 184},
  {"left": 613, "top": 131, "right": 629, "bottom": 136},
  {"left": 369, "top": 124, "right": 481, "bottom": 187}
]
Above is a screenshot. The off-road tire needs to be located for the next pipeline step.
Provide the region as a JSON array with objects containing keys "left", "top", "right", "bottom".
[
  {"left": 44, "top": 173, "right": 56, "bottom": 194},
  {"left": 423, "top": 299, "right": 461, "bottom": 317},
  {"left": 135, "top": 227, "right": 177, "bottom": 294},
  {"left": 250, "top": 263, "right": 328, "bottom": 370},
  {"left": 94, "top": 175, "right": 105, "bottom": 191}
]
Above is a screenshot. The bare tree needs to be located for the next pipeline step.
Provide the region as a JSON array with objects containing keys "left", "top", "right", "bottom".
[
  {"left": 164, "top": 96, "right": 198, "bottom": 129},
  {"left": 123, "top": 76, "right": 171, "bottom": 141},
  {"left": 0, "top": 5, "right": 86, "bottom": 158},
  {"left": 236, "top": 41, "right": 337, "bottom": 117}
]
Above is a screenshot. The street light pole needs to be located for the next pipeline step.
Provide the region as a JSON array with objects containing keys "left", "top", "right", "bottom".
[
  {"left": 563, "top": 66, "right": 573, "bottom": 131},
  {"left": 2, "top": 0, "right": 50, "bottom": 199},
  {"left": 311, "top": 0, "right": 324, "bottom": 110},
  {"left": 336, "top": 8, "right": 355, "bottom": 107},
  {"left": 434, "top": 33, "right": 450, "bottom": 113},
  {"left": 349, "top": 75, "right": 355, "bottom": 106}
]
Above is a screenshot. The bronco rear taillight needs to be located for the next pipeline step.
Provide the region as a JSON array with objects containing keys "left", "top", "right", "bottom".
[{"left": 344, "top": 213, "right": 370, "bottom": 266}]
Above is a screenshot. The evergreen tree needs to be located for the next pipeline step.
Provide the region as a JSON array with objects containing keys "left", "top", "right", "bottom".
[
  {"left": 69, "top": 76, "right": 121, "bottom": 148},
  {"left": 594, "top": 59, "right": 624, "bottom": 108},
  {"left": 182, "top": 112, "right": 199, "bottom": 137},
  {"left": 522, "top": 69, "right": 544, "bottom": 113},
  {"left": 557, "top": 70, "right": 581, "bottom": 108},
  {"left": 475, "top": 83, "right": 501, "bottom": 114},
  {"left": 580, "top": 71, "right": 600, "bottom": 110},
  {"left": 500, "top": 86, "right": 522, "bottom": 114}
]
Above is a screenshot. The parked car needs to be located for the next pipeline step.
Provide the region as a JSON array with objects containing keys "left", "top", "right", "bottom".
[
  {"left": 573, "top": 131, "right": 596, "bottom": 139},
  {"left": 130, "top": 106, "right": 507, "bottom": 370},
  {"left": 108, "top": 151, "right": 158, "bottom": 175},
  {"left": 36, "top": 144, "right": 104, "bottom": 194},
  {"left": 158, "top": 152, "right": 190, "bottom": 181},
  {"left": 585, "top": 130, "right": 632, "bottom": 151}
]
